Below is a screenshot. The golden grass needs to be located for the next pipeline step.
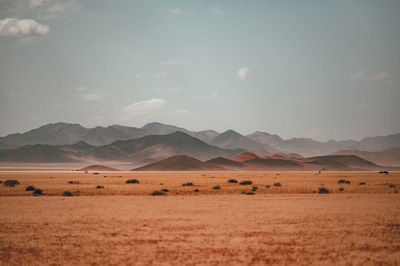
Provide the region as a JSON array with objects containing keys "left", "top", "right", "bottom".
[
  {"left": 0, "top": 171, "right": 399, "bottom": 265},
  {"left": 0, "top": 171, "right": 398, "bottom": 196}
]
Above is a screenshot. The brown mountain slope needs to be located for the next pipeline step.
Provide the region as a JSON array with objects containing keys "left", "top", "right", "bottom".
[
  {"left": 206, "top": 157, "right": 244, "bottom": 167},
  {"left": 232, "top": 152, "right": 260, "bottom": 162},
  {"left": 332, "top": 147, "right": 400, "bottom": 167},
  {"left": 133, "top": 155, "right": 224, "bottom": 171},
  {"left": 79, "top": 165, "right": 119, "bottom": 171}
]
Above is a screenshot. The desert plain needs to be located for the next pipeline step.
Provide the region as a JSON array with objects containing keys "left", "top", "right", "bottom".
[{"left": 0, "top": 170, "right": 399, "bottom": 265}]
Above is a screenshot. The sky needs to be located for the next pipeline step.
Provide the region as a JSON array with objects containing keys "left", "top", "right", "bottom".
[{"left": 0, "top": 0, "right": 399, "bottom": 141}]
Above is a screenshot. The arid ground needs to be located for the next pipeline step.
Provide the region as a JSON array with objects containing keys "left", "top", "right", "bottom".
[{"left": 1, "top": 171, "right": 399, "bottom": 265}]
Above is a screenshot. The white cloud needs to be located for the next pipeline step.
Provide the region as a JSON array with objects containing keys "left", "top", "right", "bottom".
[
  {"left": 348, "top": 71, "right": 365, "bottom": 81},
  {"left": 160, "top": 60, "right": 182, "bottom": 66},
  {"left": 123, "top": 98, "right": 166, "bottom": 116},
  {"left": 75, "top": 86, "right": 103, "bottom": 101},
  {"left": 0, "top": 18, "right": 49, "bottom": 36},
  {"left": 154, "top": 71, "right": 168, "bottom": 78},
  {"left": 169, "top": 8, "right": 188, "bottom": 15},
  {"left": 370, "top": 72, "right": 389, "bottom": 81},
  {"left": 236, "top": 67, "right": 248, "bottom": 80},
  {"left": 212, "top": 7, "right": 224, "bottom": 15},
  {"left": 38, "top": 1, "right": 79, "bottom": 20}
]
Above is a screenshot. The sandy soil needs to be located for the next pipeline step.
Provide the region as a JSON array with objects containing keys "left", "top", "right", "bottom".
[{"left": 0, "top": 171, "right": 399, "bottom": 265}]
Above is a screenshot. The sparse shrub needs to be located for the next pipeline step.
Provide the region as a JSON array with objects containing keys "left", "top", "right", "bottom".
[
  {"left": 318, "top": 187, "right": 330, "bottom": 194},
  {"left": 252, "top": 186, "right": 258, "bottom": 191},
  {"left": 312, "top": 190, "right": 316, "bottom": 193},
  {"left": 246, "top": 192, "right": 255, "bottom": 195},
  {"left": 0, "top": 180, "right": 2, "bottom": 184},
  {"left": 239, "top": 180, "right": 252, "bottom": 185},
  {"left": 194, "top": 189, "right": 199, "bottom": 192},
  {"left": 273, "top": 182, "right": 281, "bottom": 187},
  {"left": 93, "top": 173, "right": 99, "bottom": 175},
  {"left": 213, "top": 185, "right": 221, "bottom": 190},
  {"left": 4, "top": 179, "right": 19, "bottom": 187},
  {"left": 126, "top": 179, "right": 140, "bottom": 184},
  {"left": 62, "top": 191, "right": 73, "bottom": 197},
  {"left": 265, "top": 185, "right": 271, "bottom": 188},
  {"left": 227, "top": 179, "right": 238, "bottom": 183},
  {"left": 359, "top": 182, "right": 366, "bottom": 185},
  {"left": 337, "top": 179, "right": 346, "bottom": 184},
  {"left": 68, "top": 181, "right": 80, "bottom": 184},
  {"left": 151, "top": 190, "right": 166, "bottom": 196},
  {"left": 161, "top": 189, "right": 169, "bottom": 192},
  {"left": 345, "top": 181, "right": 351, "bottom": 184},
  {"left": 379, "top": 171, "right": 389, "bottom": 174},
  {"left": 182, "top": 182, "right": 194, "bottom": 186},
  {"left": 389, "top": 184, "right": 396, "bottom": 188},
  {"left": 339, "top": 187, "right": 344, "bottom": 191},
  {"left": 96, "top": 185, "right": 104, "bottom": 189},
  {"left": 25, "top": 185, "right": 35, "bottom": 191},
  {"left": 32, "top": 189, "right": 43, "bottom": 196}
]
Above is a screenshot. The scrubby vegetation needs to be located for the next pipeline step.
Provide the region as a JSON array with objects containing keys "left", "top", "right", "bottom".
[
  {"left": 96, "top": 185, "right": 104, "bottom": 189},
  {"left": 25, "top": 185, "right": 36, "bottom": 191},
  {"left": 126, "top": 179, "right": 140, "bottom": 184},
  {"left": 227, "top": 179, "right": 238, "bottom": 183},
  {"left": 182, "top": 182, "right": 194, "bottom": 186},
  {"left": 318, "top": 187, "right": 330, "bottom": 194},
  {"left": 273, "top": 182, "right": 281, "bottom": 187},
  {"left": 151, "top": 190, "right": 166, "bottom": 196},
  {"left": 239, "top": 180, "right": 252, "bottom": 185},
  {"left": 4, "top": 179, "right": 19, "bottom": 187},
  {"left": 32, "top": 189, "right": 43, "bottom": 196},
  {"left": 213, "top": 185, "right": 221, "bottom": 190},
  {"left": 62, "top": 191, "right": 73, "bottom": 197}
]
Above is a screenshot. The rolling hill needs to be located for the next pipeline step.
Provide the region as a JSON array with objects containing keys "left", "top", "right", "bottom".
[
  {"left": 133, "top": 155, "right": 223, "bottom": 171},
  {"left": 332, "top": 147, "right": 400, "bottom": 167}
]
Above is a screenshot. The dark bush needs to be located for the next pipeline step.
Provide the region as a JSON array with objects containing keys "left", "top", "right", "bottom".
[
  {"left": 0, "top": 180, "right": 2, "bottom": 184},
  {"left": 339, "top": 187, "right": 344, "bottom": 191},
  {"left": 265, "top": 185, "right": 271, "bottom": 188},
  {"left": 93, "top": 173, "right": 99, "bottom": 175},
  {"left": 213, "top": 185, "right": 221, "bottom": 190},
  {"left": 182, "top": 182, "right": 194, "bottom": 186},
  {"left": 4, "top": 179, "right": 19, "bottom": 187},
  {"left": 252, "top": 186, "right": 258, "bottom": 191},
  {"left": 62, "top": 191, "right": 73, "bottom": 196},
  {"left": 359, "top": 182, "right": 366, "bottom": 185},
  {"left": 389, "top": 184, "right": 396, "bottom": 188},
  {"left": 345, "top": 181, "right": 351, "bottom": 184},
  {"left": 161, "top": 189, "right": 169, "bottom": 192},
  {"left": 126, "top": 179, "right": 140, "bottom": 184},
  {"left": 194, "top": 189, "right": 199, "bottom": 192},
  {"left": 32, "top": 189, "right": 43, "bottom": 196},
  {"left": 151, "top": 190, "right": 166, "bottom": 196},
  {"left": 337, "top": 179, "right": 346, "bottom": 184},
  {"left": 318, "top": 187, "right": 330, "bottom": 194},
  {"left": 68, "top": 181, "right": 79, "bottom": 184},
  {"left": 227, "top": 179, "right": 238, "bottom": 183},
  {"left": 379, "top": 171, "right": 389, "bottom": 174},
  {"left": 96, "top": 185, "right": 104, "bottom": 189},
  {"left": 25, "top": 185, "right": 35, "bottom": 191},
  {"left": 273, "top": 182, "right": 281, "bottom": 187},
  {"left": 239, "top": 180, "right": 252, "bottom": 185},
  {"left": 246, "top": 192, "right": 255, "bottom": 195}
]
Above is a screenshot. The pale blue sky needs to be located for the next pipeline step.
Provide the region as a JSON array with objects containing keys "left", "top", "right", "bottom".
[{"left": 0, "top": 0, "right": 399, "bottom": 141}]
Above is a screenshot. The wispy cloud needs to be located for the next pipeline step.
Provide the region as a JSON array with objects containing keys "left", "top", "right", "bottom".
[
  {"left": 169, "top": 8, "right": 188, "bottom": 15},
  {"left": 154, "top": 71, "right": 168, "bottom": 78},
  {"left": 348, "top": 71, "right": 365, "bottom": 81},
  {"left": 123, "top": 98, "right": 166, "bottom": 116},
  {"left": 160, "top": 60, "right": 182, "bottom": 66},
  {"left": 75, "top": 86, "right": 103, "bottom": 101},
  {"left": 0, "top": 18, "right": 49, "bottom": 36},
  {"left": 370, "top": 72, "right": 389, "bottom": 81},
  {"left": 347, "top": 71, "right": 391, "bottom": 83},
  {"left": 236, "top": 67, "right": 248, "bottom": 80},
  {"left": 212, "top": 7, "right": 224, "bottom": 15}
]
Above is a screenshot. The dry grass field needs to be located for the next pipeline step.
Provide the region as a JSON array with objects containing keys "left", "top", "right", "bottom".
[{"left": 1, "top": 171, "right": 399, "bottom": 265}]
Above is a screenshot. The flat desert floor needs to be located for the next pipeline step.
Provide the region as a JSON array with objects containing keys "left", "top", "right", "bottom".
[{"left": 1, "top": 171, "right": 399, "bottom": 265}]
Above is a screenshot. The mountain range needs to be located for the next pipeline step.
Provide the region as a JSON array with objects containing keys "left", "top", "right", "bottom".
[
  {"left": 132, "top": 152, "right": 389, "bottom": 171},
  {"left": 0, "top": 122, "right": 399, "bottom": 166}
]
